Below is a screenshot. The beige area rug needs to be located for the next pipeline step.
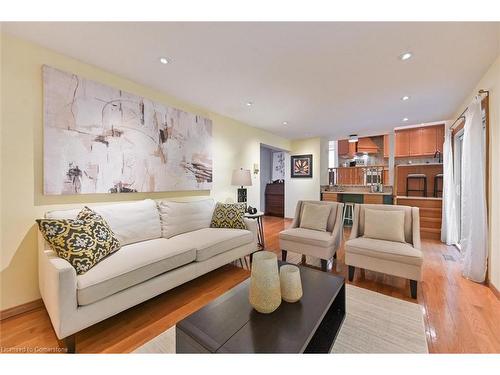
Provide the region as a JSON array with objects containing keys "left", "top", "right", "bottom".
[{"left": 133, "top": 285, "right": 428, "bottom": 354}]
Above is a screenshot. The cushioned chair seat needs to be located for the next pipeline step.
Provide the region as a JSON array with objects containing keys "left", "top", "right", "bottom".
[
  {"left": 77, "top": 238, "right": 196, "bottom": 306},
  {"left": 171, "top": 228, "right": 254, "bottom": 262},
  {"left": 279, "top": 228, "right": 334, "bottom": 248},
  {"left": 345, "top": 237, "right": 423, "bottom": 266}
]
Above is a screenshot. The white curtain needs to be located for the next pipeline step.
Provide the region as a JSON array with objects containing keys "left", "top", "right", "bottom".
[
  {"left": 441, "top": 126, "right": 459, "bottom": 245},
  {"left": 461, "top": 96, "right": 488, "bottom": 282}
]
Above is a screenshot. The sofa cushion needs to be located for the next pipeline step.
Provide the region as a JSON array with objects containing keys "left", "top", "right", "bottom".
[
  {"left": 171, "top": 228, "right": 254, "bottom": 262},
  {"left": 363, "top": 209, "right": 406, "bottom": 243},
  {"left": 299, "top": 203, "right": 331, "bottom": 232},
  {"left": 279, "top": 228, "right": 334, "bottom": 248},
  {"left": 76, "top": 238, "right": 196, "bottom": 305},
  {"left": 345, "top": 237, "right": 423, "bottom": 266},
  {"left": 46, "top": 199, "right": 161, "bottom": 246},
  {"left": 158, "top": 199, "right": 215, "bottom": 238}
]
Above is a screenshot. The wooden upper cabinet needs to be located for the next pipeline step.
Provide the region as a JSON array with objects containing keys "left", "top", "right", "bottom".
[
  {"left": 348, "top": 141, "right": 357, "bottom": 157},
  {"left": 395, "top": 130, "right": 410, "bottom": 157},
  {"left": 338, "top": 139, "right": 349, "bottom": 156},
  {"left": 420, "top": 126, "right": 438, "bottom": 155},
  {"left": 436, "top": 125, "right": 444, "bottom": 153},
  {"left": 383, "top": 134, "right": 389, "bottom": 158},
  {"left": 409, "top": 128, "right": 423, "bottom": 156}
]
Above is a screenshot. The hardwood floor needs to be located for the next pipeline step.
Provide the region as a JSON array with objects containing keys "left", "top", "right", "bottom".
[{"left": 1, "top": 216, "right": 499, "bottom": 353}]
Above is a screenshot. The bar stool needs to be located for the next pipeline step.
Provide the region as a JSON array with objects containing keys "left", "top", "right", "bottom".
[
  {"left": 343, "top": 202, "right": 355, "bottom": 227},
  {"left": 434, "top": 173, "right": 443, "bottom": 197},
  {"left": 406, "top": 174, "right": 427, "bottom": 197}
]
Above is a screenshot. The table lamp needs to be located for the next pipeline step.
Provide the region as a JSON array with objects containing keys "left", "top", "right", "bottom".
[{"left": 231, "top": 168, "right": 252, "bottom": 204}]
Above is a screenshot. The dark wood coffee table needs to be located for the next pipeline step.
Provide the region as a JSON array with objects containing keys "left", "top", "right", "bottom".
[{"left": 176, "top": 262, "right": 345, "bottom": 353}]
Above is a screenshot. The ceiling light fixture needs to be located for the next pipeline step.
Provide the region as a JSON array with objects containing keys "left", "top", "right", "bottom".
[
  {"left": 402, "top": 96, "right": 410, "bottom": 101},
  {"left": 246, "top": 101, "right": 253, "bottom": 107},
  {"left": 403, "top": 117, "right": 409, "bottom": 122},
  {"left": 400, "top": 52, "right": 412, "bottom": 61},
  {"left": 348, "top": 134, "right": 359, "bottom": 143},
  {"left": 159, "top": 57, "right": 170, "bottom": 64},
  {"left": 283, "top": 121, "right": 288, "bottom": 125}
]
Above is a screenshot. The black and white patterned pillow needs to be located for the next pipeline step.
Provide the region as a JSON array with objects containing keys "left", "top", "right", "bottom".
[{"left": 36, "top": 207, "right": 121, "bottom": 275}]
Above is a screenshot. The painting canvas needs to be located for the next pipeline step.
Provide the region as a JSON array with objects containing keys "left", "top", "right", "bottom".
[
  {"left": 272, "top": 151, "right": 285, "bottom": 181},
  {"left": 291, "top": 154, "right": 313, "bottom": 178},
  {"left": 43, "top": 66, "right": 212, "bottom": 195}
]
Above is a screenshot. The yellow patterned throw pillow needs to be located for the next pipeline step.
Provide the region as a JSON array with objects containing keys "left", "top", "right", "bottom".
[
  {"left": 210, "top": 202, "right": 247, "bottom": 230},
  {"left": 36, "top": 207, "right": 121, "bottom": 275}
]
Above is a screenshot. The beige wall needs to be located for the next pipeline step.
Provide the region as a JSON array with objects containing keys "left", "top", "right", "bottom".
[
  {"left": 452, "top": 54, "right": 500, "bottom": 290},
  {"left": 0, "top": 33, "right": 291, "bottom": 310},
  {"left": 285, "top": 137, "right": 322, "bottom": 218}
]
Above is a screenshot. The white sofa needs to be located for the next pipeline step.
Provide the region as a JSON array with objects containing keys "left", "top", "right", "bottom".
[{"left": 38, "top": 198, "right": 258, "bottom": 352}]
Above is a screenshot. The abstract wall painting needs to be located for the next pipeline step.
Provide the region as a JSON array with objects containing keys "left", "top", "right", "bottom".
[
  {"left": 272, "top": 152, "right": 285, "bottom": 181},
  {"left": 291, "top": 154, "right": 313, "bottom": 178},
  {"left": 43, "top": 65, "right": 213, "bottom": 195}
]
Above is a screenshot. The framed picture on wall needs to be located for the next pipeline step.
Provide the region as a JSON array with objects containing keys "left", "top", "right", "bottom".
[{"left": 291, "top": 154, "right": 313, "bottom": 178}]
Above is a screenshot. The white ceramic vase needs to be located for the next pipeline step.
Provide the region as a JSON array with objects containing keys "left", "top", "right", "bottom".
[
  {"left": 249, "top": 251, "right": 281, "bottom": 313},
  {"left": 280, "top": 265, "right": 303, "bottom": 302}
]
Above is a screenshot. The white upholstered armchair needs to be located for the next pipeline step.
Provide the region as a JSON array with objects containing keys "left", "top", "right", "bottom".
[{"left": 279, "top": 200, "right": 344, "bottom": 271}]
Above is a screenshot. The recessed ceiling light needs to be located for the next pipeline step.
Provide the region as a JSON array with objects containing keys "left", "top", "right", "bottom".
[
  {"left": 400, "top": 52, "right": 412, "bottom": 61},
  {"left": 403, "top": 117, "right": 409, "bottom": 122},
  {"left": 402, "top": 96, "right": 410, "bottom": 101},
  {"left": 283, "top": 121, "right": 288, "bottom": 125},
  {"left": 348, "top": 134, "right": 359, "bottom": 143},
  {"left": 159, "top": 57, "right": 170, "bottom": 64},
  {"left": 246, "top": 101, "right": 253, "bottom": 107}
]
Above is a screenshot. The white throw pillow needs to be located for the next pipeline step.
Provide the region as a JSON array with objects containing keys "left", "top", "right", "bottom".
[
  {"left": 158, "top": 199, "right": 215, "bottom": 238},
  {"left": 299, "top": 203, "right": 331, "bottom": 232},
  {"left": 46, "top": 199, "right": 161, "bottom": 246},
  {"left": 363, "top": 209, "right": 406, "bottom": 243}
]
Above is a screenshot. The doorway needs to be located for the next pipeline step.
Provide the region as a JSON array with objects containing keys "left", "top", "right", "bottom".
[{"left": 260, "top": 144, "right": 287, "bottom": 217}]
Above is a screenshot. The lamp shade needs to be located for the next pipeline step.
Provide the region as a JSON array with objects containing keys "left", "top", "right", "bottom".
[{"left": 231, "top": 168, "right": 252, "bottom": 187}]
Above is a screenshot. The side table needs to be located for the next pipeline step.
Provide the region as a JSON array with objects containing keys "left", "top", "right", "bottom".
[{"left": 243, "top": 211, "right": 265, "bottom": 250}]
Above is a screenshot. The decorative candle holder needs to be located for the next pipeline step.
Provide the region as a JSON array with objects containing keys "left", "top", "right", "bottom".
[
  {"left": 249, "top": 251, "right": 281, "bottom": 314},
  {"left": 279, "top": 265, "right": 303, "bottom": 303}
]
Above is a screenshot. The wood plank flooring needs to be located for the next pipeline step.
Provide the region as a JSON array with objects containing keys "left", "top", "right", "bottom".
[{"left": 1, "top": 216, "right": 499, "bottom": 353}]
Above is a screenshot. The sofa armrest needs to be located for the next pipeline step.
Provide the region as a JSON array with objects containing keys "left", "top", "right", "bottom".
[
  {"left": 243, "top": 218, "right": 259, "bottom": 245},
  {"left": 38, "top": 232, "right": 78, "bottom": 339},
  {"left": 411, "top": 207, "right": 422, "bottom": 250}
]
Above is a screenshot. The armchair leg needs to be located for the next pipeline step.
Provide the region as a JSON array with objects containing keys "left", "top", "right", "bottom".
[
  {"left": 410, "top": 280, "right": 418, "bottom": 299},
  {"left": 281, "top": 250, "right": 287, "bottom": 262},
  {"left": 320, "top": 259, "right": 328, "bottom": 272},
  {"left": 63, "top": 334, "right": 76, "bottom": 354},
  {"left": 348, "top": 266, "right": 355, "bottom": 281}
]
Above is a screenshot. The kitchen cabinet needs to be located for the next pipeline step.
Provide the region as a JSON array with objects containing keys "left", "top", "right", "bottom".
[
  {"left": 348, "top": 141, "right": 356, "bottom": 157},
  {"left": 337, "top": 167, "right": 364, "bottom": 185},
  {"left": 395, "top": 129, "right": 410, "bottom": 157},
  {"left": 421, "top": 126, "right": 438, "bottom": 155},
  {"left": 383, "top": 135, "right": 389, "bottom": 158},
  {"left": 338, "top": 139, "right": 349, "bottom": 156},
  {"left": 436, "top": 125, "right": 444, "bottom": 153},
  {"left": 395, "top": 124, "right": 444, "bottom": 158},
  {"left": 409, "top": 128, "right": 422, "bottom": 156}
]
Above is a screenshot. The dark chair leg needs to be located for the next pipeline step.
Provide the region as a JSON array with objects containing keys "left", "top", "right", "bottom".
[
  {"left": 281, "top": 250, "right": 287, "bottom": 262},
  {"left": 321, "top": 259, "right": 328, "bottom": 272},
  {"left": 348, "top": 266, "right": 355, "bottom": 281},
  {"left": 410, "top": 280, "right": 418, "bottom": 299},
  {"left": 333, "top": 252, "right": 337, "bottom": 259},
  {"left": 64, "top": 334, "right": 76, "bottom": 353}
]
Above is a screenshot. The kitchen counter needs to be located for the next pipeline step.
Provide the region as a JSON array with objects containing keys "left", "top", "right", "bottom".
[
  {"left": 397, "top": 163, "right": 443, "bottom": 167},
  {"left": 322, "top": 190, "right": 392, "bottom": 196}
]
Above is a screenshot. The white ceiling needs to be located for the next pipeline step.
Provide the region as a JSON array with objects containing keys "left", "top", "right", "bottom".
[{"left": 3, "top": 22, "right": 499, "bottom": 139}]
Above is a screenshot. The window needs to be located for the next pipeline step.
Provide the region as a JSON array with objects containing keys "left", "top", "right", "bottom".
[{"left": 328, "top": 141, "right": 337, "bottom": 168}]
